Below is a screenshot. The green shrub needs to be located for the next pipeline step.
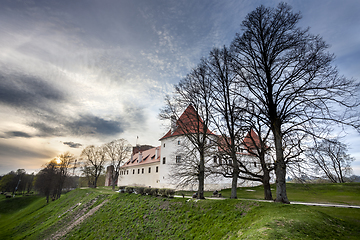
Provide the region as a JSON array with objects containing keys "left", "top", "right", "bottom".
[
  {"left": 118, "top": 186, "right": 126, "bottom": 193},
  {"left": 125, "top": 187, "right": 133, "bottom": 193},
  {"left": 166, "top": 189, "right": 175, "bottom": 197},
  {"left": 136, "top": 187, "right": 145, "bottom": 195},
  {"left": 149, "top": 188, "right": 158, "bottom": 196},
  {"left": 158, "top": 188, "right": 167, "bottom": 197},
  {"left": 144, "top": 187, "right": 151, "bottom": 195}
]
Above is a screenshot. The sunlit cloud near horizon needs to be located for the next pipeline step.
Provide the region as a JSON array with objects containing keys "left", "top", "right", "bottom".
[{"left": 0, "top": 0, "right": 360, "bottom": 176}]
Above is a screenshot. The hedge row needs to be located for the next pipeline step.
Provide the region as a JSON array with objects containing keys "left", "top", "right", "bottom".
[{"left": 118, "top": 186, "right": 175, "bottom": 197}]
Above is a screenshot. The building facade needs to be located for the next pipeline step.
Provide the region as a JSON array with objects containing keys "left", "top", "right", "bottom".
[{"left": 109, "top": 105, "right": 268, "bottom": 190}]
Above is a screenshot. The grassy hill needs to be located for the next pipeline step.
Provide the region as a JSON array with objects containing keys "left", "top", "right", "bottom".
[{"left": 1, "top": 183, "right": 360, "bottom": 239}]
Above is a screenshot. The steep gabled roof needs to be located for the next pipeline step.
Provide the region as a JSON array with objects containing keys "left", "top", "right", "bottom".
[
  {"left": 216, "top": 129, "right": 265, "bottom": 155},
  {"left": 242, "top": 129, "right": 263, "bottom": 150},
  {"left": 121, "top": 146, "right": 161, "bottom": 168},
  {"left": 159, "top": 105, "right": 214, "bottom": 141}
]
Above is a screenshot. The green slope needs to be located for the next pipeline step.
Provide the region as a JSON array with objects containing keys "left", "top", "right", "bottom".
[{"left": 1, "top": 186, "right": 359, "bottom": 239}]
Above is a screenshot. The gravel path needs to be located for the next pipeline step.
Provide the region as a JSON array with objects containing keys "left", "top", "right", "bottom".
[{"left": 50, "top": 199, "right": 109, "bottom": 240}]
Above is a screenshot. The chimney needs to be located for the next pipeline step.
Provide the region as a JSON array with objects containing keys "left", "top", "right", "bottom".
[
  {"left": 130, "top": 153, "right": 133, "bottom": 162},
  {"left": 155, "top": 147, "right": 159, "bottom": 159},
  {"left": 138, "top": 151, "right": 142, "bottom": 163},
  {"left": 171, "top": 115, "right": 177, "bottom": 134}
]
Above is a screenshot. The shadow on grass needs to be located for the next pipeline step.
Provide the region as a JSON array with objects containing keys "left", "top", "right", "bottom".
[{"left": 0, "top": 195, "right": 42, "bottom": 214}]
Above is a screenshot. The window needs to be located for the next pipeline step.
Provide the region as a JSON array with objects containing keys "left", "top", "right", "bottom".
[
  {"left": 142, "top": 168, "right": 144, "bottom": 174},
  {"left": 229, "top": 160, "right": 233, "bottom": 165},
  {"left": 254, "top": 162, "right": 257, "bottom": 167},
  {"left": 163, "top": 143, "right": 165, "bottom": 147},
  {"left": 213, "top": 156, "right": 217, "bottom": 164},
  {"left": 133, "top": 169, "right": 135, "bottom": 174},
  {"left": 163, "top": 157, "right": 166, "bottom": 164},
  {"left": 176, "top": 155, "right": 181, "bottom": 163},
  {"left": 138, "top": 169, "right": 140, "bottom": 174},
  {"left": 148, "top": 167, "right": 151, "bottom": 173},
  {"left": 127, "top": 170, "right": 129, "bottom": 175},
  {"left": 156, "top": 166, "right": 159, "bottom": 172},
  {"left": 178, "top": 140, "right": 180, "bottom": 145}
]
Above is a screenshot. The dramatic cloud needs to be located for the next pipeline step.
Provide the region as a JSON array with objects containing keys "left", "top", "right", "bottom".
[
  {"left": 0, "top": 71, "right": 65, "bottom": 110},
  {"left": 29, "top": 114, "right": 127, "bottom": 138},
  {"left": 63, "top": 141, "right": 82, "bottom": 148},
  {"left": 3, "top": 131, "right": 32, "bottom": 138}
]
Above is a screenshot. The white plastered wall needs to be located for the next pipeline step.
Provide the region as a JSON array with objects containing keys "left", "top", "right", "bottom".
[{"left": 117, "top": 161, "right": 160, "bottom": 188}]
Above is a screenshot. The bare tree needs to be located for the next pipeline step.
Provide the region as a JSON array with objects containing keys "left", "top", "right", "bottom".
[
  {"left": 103, "top": 139, "right": 132, "bottom": 190},
  {"left": 240, "top": 125, "right": 274, "bottom": 200},
  {"left": 160, "top": 63, "right": 214, "bottom": 199},
  {"left": 34, "top": 153, "right": 75, "bottom": 202},
  {"left": 231, "top": 3, "right": 359, "bottom": 203},
  {"left": 81, "top": 145, "right": 107, "bottom": 188},
  {"left": 55, "top": 152, "right": 76, "bottom": 199},
  {"left": 205, "top": 46, "right": 275, "bottom": 200},
  {"left": 205, "top": 46, "right": 244, "bottom": 199},
  {"left": 35, "top": 160, "right": 58, "bottom": 203},
  {"left": 307, "top": 138, "right": 354, "bottom": 183},
  {"left": 168, "top": 137, "right": 215, "bottom": 190}
]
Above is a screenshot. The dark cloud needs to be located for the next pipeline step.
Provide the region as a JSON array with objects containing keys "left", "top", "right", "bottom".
[
  {"left": 4, "top": 131, "right": 32, "bottom": 138},
  {"left": 0, "top": 71, "right": 65, "bottom": 110},
  {"left": 63, "top": 141, "right": 82, "bottom": 148},
  {"left": 30, "top": 114, "right": 127, "bottom": 137},
  {"left": 68, "top": 115, "right": 126, "bottom": 135},
  {"left": 0, "top": 142, "right": 53, "bottom": 159}
]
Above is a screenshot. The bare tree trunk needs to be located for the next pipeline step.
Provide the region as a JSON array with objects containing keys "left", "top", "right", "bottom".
[
  {"left": 231, "top": 155, "right": 238, "bottom": 199},
  {"left": 262, "top": 170, "right": 272, "bottom": 200},
  {"left": 273, "top": 122, "right": 289, "bottom": 203},
  {"left": 94, "top": 175, "right": 98, "bottom": 188},
  {"left": 111, "top": 172, "right": 118, "bottom": 190},
  {"left": 198, "top": 154, "right": 205, "bottom": 199}
]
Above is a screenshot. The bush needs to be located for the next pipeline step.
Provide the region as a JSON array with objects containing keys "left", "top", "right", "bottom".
[
  {"left": 166, "top": 189, "right": 175, "bottom": 197},
  {"left": 136, "top": 187, "right": 145, "bottom": 195},
  {"left": 118, "top": 186, "right": 126, "bottom": 193},
  {"left": 144, "top": 187, "right": 152, "bottom": 195},
  {"left": 158, "top": 188, "right": 165, "bottom": 197},
  {"left": 149, "top": 188, "right": 158, "bottom": 196},
  {"left": 125, "top": 187, "right": 133, "bottom": 193}
]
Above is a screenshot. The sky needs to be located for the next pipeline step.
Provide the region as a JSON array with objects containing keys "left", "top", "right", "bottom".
[{"left": 0, "top": 0, "right": 360, "bottom": 176}]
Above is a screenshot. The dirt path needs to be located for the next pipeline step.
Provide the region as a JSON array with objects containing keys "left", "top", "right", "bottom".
[{"left": 50, "top": 199, "right": 109, "bottom": 240}]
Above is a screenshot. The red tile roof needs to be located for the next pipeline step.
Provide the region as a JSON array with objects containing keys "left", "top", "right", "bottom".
[
  {"left": 159, "top": 105, "right": 214, "bottom": 140},
  {"left": 121, "top": 146, "right": 161, "bottom": 168},
  {"left": 217, "top": 129, "right": 264, "bottom": 154},
  {"left": 242, "top": 129, "right": 267, "bottom": 151}
]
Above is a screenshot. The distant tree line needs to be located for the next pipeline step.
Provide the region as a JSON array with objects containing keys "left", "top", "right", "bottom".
[
  {"left": 0, "top": 138, "right": 131, "bottom": 203},
  {"left": 0, "top": 169, "right": 34, "bottom": 196}
]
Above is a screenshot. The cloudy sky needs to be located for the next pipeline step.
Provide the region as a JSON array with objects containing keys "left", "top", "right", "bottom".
[{"left": 0, "top": 0, "right": 360, "bottom": 175}]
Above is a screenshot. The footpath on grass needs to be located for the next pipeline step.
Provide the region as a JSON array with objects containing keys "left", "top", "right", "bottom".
[{"left": 174, "top": 195, "right": 360, "bottom": 208}]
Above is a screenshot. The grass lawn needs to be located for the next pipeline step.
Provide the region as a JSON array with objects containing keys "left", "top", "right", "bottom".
[
  {"left": 178, "top": 182, "right": 360, "bottom": 205},
  {"left": 1, "top": 184, "right": 359, "bottom": 239}
]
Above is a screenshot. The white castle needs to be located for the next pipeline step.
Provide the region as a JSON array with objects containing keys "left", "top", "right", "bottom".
[{"left": 105, "top": 105, "right": 264, "bottom": 191}]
